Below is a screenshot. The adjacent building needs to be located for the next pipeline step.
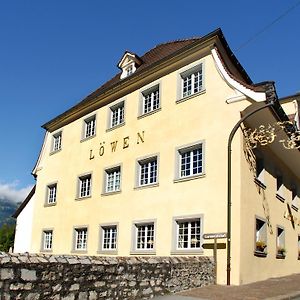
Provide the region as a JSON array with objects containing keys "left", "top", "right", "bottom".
[{"left": 14, "top": 29, "right": 300, "bottom": 285}]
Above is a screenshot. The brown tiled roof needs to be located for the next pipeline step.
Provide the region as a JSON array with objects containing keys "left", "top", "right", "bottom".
[{"left": 81, "top": 38, "right": 202, "bottom": 102}]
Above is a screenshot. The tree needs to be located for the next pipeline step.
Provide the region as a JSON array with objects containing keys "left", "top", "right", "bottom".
[{"left": 0, "top": 223, "right": 15, "bottom": 252}]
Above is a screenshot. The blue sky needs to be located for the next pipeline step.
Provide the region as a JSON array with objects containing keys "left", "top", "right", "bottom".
[{"left": 0, "top": 0, "right": 299, "bottom": 202}]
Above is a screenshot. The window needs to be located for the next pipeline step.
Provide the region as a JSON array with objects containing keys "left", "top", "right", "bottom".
[
  {"left": 255, "top": 157, "right": 265, "bottom": 187},
  {"left": 42, "top": 230, "right": 53, "bottom": 251},
  {"left": 141, "top": 85, "right": 160, "bottom": 115},
  {"left": 255, "top": 218, "right": 267, "bottom": 255},
  {"left": 176, "top": 142, "right": 204, "bottom": 180},
  {"left": 126, "top": 65, "right": 133, "bottom": 76},
  {"left": 105, "top": 166, "right": 121, "bottom": 193},
  {"left": 292, "top": 186, "right": 298, "bottom": 211},
  {"left": 101, "top": 225, "right": 117, "bottom": 251},
  {"left": 181, "top": 64, "right": 203, "bottom": 98},
  {"left": 83, "top": 115, "right": 96, "bottom": 139},
  {"left": 137, "top": 156, "right": 158, "bottom": 187},
  {"left": 74, "top": 228, "right": 88, "bottom": 251},
  {"left": 298, "top": 235, "right": 300, "bottom": 260},
  {"left": 276, "top": 173, "right": 284, "bottom": 201},
  {"left": 276, "top": 227, "right": 285, "bottom": 258},
  {"left": 110, "top": 101, "right": 125, "bottom": 128},
  {"left": 78, "top": 174, "right": 92, "bottom": 198},
  {"left": 52, "top": 132, "right": 62, "bottom": 152},
  {"left": 132, "top": 221, "right": 156, "bottom": 253},
  {"left": 47, "top": 184, "right": 57, "bottom": 205}
]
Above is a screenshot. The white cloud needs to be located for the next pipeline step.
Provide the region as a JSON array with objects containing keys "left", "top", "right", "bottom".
[{"left": 0, "top": 181, "right": 34, "bottom": 203}]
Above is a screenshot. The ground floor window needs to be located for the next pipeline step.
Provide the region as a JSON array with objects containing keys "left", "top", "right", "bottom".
[
  {"left": 276, "top": 226, "right": 285, "bottom": 258},
  {"left": 42, "top": 230, "right": 53, "bottom": 251},
  {"left": 74, "top": 228, "right": 88, "bottom": 251},
  {"left": 131, "top": 221, "right": 156, "bottom": 254},
  {"left": 102, "top": 225, "right": 117, "bottom": 250},
  {"left": 255, "top": 217, "right": 267, "bottom": 255}
]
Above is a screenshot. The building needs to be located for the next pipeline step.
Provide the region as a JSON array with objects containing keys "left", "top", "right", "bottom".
[{"left": 14, "top": 29, "right": 300, "bottom": 285}]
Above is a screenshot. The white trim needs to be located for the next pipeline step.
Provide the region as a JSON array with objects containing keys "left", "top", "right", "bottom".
[
  {"left": 211, "top": 48, "right": 266, "bottom": 102},
  {"left": 32, "top": 131, "right": 48, "bottom": 175}
]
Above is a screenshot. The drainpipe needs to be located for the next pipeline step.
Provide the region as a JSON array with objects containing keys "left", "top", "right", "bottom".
[{"left": 227, "top": 101, "right": 274, "bottom": 285}]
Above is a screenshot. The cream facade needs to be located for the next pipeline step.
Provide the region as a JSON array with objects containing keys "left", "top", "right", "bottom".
[{"left": 15, "top": 29, "right": 300, "bottom": 285}]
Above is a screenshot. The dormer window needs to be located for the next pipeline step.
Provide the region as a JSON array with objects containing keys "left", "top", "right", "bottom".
[{"left": 118, "top": 51, "right": 142, "bottom": 79}]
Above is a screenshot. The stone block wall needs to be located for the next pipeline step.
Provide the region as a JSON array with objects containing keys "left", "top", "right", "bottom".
[{"left": 0, "top": 252, "right": 214, "bottom": 300}]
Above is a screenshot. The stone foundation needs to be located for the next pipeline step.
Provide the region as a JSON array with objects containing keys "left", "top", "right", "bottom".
[{"left": 0, "top": 252, "right": 215, "bottom": 299}]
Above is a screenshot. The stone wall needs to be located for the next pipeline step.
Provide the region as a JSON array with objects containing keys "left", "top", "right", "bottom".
[{"left": 0, "top": 252, "right": 214, "bottom": 300}]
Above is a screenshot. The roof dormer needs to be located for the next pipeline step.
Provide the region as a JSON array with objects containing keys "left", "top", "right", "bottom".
[{"left": 118, "top": 51, "right": 142, "bottom": 79}]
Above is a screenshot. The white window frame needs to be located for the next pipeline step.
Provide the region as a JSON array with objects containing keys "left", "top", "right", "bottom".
[
  {"left": 73, "top": 227, "right": 88, "bottom": 252},
  {"left": 175, "top": 141, "right": 205, "bottom": 181},
  {"left": 42, "top": 230, "right": 53, "bottom": 251},
  {"left": 131, "top": 220, "right": 156, "bottom": 254},
  {"left": 254, "top": 156, "right": 265, "bottom": 188},
  {"left": 46, "top": 183, "right": 57, "bottom": 205},
  {"left": 109, "top": 101, "right": 125, "bottom": 129},
  {"left": 51, "top": 131, "right": 62, "bottom": 153},
  {"left": 292, "top": 186, "right": 298, "bottom": 211},
  {"left": 276, "top": 226, "right": 285, "bottom": 258},
  {"left": 141, "top": 84, "right": 160, "bottom": 116},
  {"left": 171, "top": 214, "right": 203, "bottom": 254},
  {"left": 298, "top": 235, "right": 300, "bottom": 259},
  {"left": 99, "top": 223, "right": 118, "bottom": 254},
  {"left": 254, "top": 217, "right": 267, "bottom": 255},
  {"left": 176, "top": 61, "right": 205, "bottom": 102},
  {"left": 77, "top": 173, "right": 92, "bottom": 199},
  {"left": 83, "top": 115, "right": 96, "bottom": 140},
  {"left": 276, "top": 173, "right": 285, "bottom": 202},
  {"left": 104, "top": 165, "right": 121, "bottom": 194},
  {"left": 136, "top": 155, "right": 159, "bottom": 188}
]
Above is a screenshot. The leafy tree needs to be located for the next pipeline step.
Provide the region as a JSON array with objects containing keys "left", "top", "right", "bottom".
[{"left": 0, "top": 223, "right": 15, "bottom": 252}]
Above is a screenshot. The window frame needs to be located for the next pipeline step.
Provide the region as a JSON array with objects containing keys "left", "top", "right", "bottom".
[
  {"left": 254, "top": 156, "right": 266, "bottom": 189},
  {"left": 108, "top": 100, "right": 125, "bottom": 130},
  {"left": 103, "top": 164, "right": 122, "bottom": 195},
  {"left": 139, "top": 82, "right": 161, "bottom": 117},
  {"left": 291, "top": 185, "right": 298, "bottom": 211},
  {"left": 131, "top": 219, "right": 156, "bottom": 255},
  {"left": 98, "top": 223, "right": 119, "bottom": 255},
  {"left": 51, "top": 131, "right": 62, "bottom": 154},
  {"left": 45, "top": 182, "right": 58, "bottom": 206},
  {"left": 77, "top": 173, "right": 92, "bottom": 200},
  {"left": 176, "top": 61, "right": 205, "bottom": 103},
  {"left": 171, "top": 214, "right": 204, "bottom": 254},
  {"left": 41, "top": 229, "right": 53, "bottom": 252},
  {"left": 276, "top": 226, "right": 286, "bottom": 259},
  {"left": 174, "top": 141, "right": 205, "bottom": 182},
  {"left": 254, "top": 216, "right": 267, "bottom": 257},
  {"left": 275, "top": 172, "right": 285, "bottom": 202},
  {"left": 82, "top": 114, "right": 96, "bottom": 141},
  {"left": 72, "top": 226, "right": 88, "bottom": 253},
  {"left": 135, "top": 154, "right": 159, "bottom": 189}
]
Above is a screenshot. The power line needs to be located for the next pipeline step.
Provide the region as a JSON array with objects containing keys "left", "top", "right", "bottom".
[{"left": 236, "top": 0, "right": 300, "bottom": 51}]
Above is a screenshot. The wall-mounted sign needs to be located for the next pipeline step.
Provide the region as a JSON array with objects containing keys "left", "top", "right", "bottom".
[
  {"left": 89, "top": 131, "right": 145, "bottom": 160},
  {"left": 203, "top": 232, "right": 227, "bottom": 239}
]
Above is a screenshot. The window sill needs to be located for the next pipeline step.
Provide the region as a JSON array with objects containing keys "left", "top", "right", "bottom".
[
  {"left": 50, "top": 149, "right": 62, "bottom": 156},
  {"left": 176, "top": 89, "right": 206, "bottom": 104},
  {"left": 174, "top": 173, "right": 205, "bottom": 183},
  {"left": 292, "top": 204, "right": 299, "bottom": 212},
  {"left": 71, "top": 250, "right": 88, "bottom": 254},
  {"left": 130, "top": 250, "right": 156, "bottom": 255},
  {"left": 276, "top": 193, "right": 285, "bottom": 203},
  {"left": 75, "top": 196, "right": 91, "bottom": 201},
  {"left": 138, "top": 107, "right": 161, "bottom": 119},
  {"left": 276, "top": 254, "right": 286, "bottom": 259},
  {"left": 106, "top": 122, "right": 125, "bottom": 132},
  {"left": 134, "top": 183, "right": 159, "bottom": 190},
  {"left": 40, "top": 249, "right": 53, "bottom": 253},
  {"left": 254, "top": 250, "right": 267, "bottom": 257},
  {"left": 80, "top": 134, "right": 96, "bottom": 143},
  {"left": 101, "top": 190, "right": 121, "bottom": 197},
  {"left": 171, "top": 249, "right": 204, "bottom": 255},
  {"left": 44, "top": 202, "right": 57, "bottom": 207},
  {"left": 254, "top": 178, "right": 266, "bottom": 189},
  {"left": 97, "top": 250, "right": 118, "bottom": 255}
]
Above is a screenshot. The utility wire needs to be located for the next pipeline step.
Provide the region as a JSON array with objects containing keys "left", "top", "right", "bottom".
[{"left": 236, "top": 0, "right": 300, "bottom": 51}]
